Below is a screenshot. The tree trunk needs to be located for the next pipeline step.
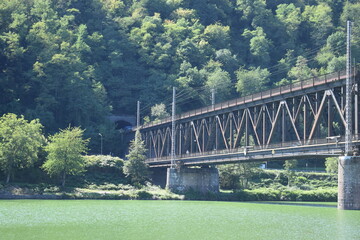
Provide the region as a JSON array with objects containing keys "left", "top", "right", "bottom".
[{"left": 6, "top": 172, "right": 10, "bottom": 184}]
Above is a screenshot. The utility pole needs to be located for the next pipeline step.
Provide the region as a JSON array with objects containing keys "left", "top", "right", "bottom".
[
  {"left": 345, "top": 20, "right": 352, "bottom": 156},
  {"left": 98, "top": 133, "right": 103, "bottom": 155},
  {"left": 171, "top": 87, "right": 176, "bottom": 168},
  {"left": 211, "top": 88, "right": 215, "bottom": 110},
  {"left": 137, "top": 100, "right": 140, "bottom": 128}
]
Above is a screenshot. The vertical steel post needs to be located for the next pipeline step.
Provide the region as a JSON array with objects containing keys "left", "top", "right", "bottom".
[
  {"left": 190, "top": 123, "right": 193, "bottom": 153},
  {"left": 171, "top": 87, "right": 176, "bottom": 168},
  {"left": 230, "top": 114, "right": 233, "bottom": 149},
  {"left": 282, "top": 105, "right": 285, "bottom": 143},
  {"left": 179, "top": 125, "right": 182, "bottom": 156},
  {"left": 245, "top": 111, "right": 248, "bottom": 147},
  {"left": 304, "top": 97, "right": 307, "bottom": 143},
  {"left": 345, "top": 21, "right": 352, "bottom": 155},
  {"left": 262, "top": 106, "right": 266, "bottom": 147},
  {"left": 202, "top": 121, "right": 205, "bottom": 152},
  {"left": 315, "top": 92, "right": 320, "bottom": 139},
  {"left": 328, "top": 97, "right": 332, "bottom": 137},
  {"left": 215, "top": 116, "right": 218, "bottom": 150},
  {"left": 354, "top": 63, "right": 358, "bottom": 137}
]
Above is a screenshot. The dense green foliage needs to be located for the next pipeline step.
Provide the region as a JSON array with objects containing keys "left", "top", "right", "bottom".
[
  {"left": 82, "top": 155, "right": 126, "bottom": 185},
  {"left": 218, "top": 162, "right": 260, "bottom": 189},
  {"left": 84, "top": 154, "right": 124, "bottom": 170},
  {"left": 325, "top": 157, "right": 338, "bottom": 174},
  {"left": 185, "top": 188, "right": 337, "bottom": 202},
  {"left": 123, "top": 130, "right": 149, "bottom": 184},
  {"left": 219, "top": 162, "right": 337, "bottom": 191},
  {"left": 42, "top": 126, "right": 89, "bottom": 187},
  {"left": 0, "top": 113, "right": 45, "bottom": 183},
  {"left": 0, "top": 0, "right": 359, "bottom": 155}
]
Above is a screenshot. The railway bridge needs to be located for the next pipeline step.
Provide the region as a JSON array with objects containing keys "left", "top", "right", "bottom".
[{"left": 139, "top": 69, "right": 360, "bottom": 210}]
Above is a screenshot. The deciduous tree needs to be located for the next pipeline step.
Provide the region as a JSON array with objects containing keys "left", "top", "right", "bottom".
[
  {"left": 325, "top": 157, "right": 338, "bottom": 174},
  {"left": 236, "top": 66, "right": 270, "bottom": 96},
  {"left": 42, "top": 127, "right": 89, "bottom": 187},
  {"left": 0, "top": 113, "right": 44, "bottom": 183}
]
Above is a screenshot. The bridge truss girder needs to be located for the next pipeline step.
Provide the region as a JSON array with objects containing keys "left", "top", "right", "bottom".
[{"left": 143, "top": 79, "right": 359, "bottom": 161}]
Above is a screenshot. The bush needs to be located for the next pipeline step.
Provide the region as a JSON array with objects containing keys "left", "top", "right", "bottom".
[
  {"left": 137, "top": 190, "right": 153, "bottom": 199},
  {"left": 280, "top": 188, "right": 337, "bottom": 202},
  {"left": 243, "top": 189, "right": 281, "bottom": 201},
  {"left": 184, "top": 187, "right": 337, "bottom": 202},
  {"left": 85, "top": 155, "right": 124, "bottom": 172}
]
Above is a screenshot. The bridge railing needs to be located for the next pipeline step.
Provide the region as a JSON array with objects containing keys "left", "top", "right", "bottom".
[
  {"left": 145, "top": 134, "right": 360, "bottom": 163},
  {"left": 142, "top": 70, "right": 349, "bottom": 129}
]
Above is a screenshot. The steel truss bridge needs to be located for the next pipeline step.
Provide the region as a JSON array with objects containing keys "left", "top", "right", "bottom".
[{"left": 140, "top": 69, "right": 360, "bottom": 167}]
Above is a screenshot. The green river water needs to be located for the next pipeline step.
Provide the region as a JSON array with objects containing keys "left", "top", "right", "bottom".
[{"left": 0, "top": 200, "right": 359, "bottom": 240}]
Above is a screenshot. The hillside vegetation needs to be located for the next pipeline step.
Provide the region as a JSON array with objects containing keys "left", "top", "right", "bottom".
[{"left": 1, "top": 0, "right": 359, "bottom": 154}]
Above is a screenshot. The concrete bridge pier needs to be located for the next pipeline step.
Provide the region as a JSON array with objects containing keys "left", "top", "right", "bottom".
[
  {"left": 166, "top": 166, "right": 219, "bottom": 193},
  {"left": 338, "top": 156, "right": 360, "bottom": 210}
]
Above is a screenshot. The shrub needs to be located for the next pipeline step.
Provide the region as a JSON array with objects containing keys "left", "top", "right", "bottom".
[
  {"left": 137, "top": 190, "right": 153, "bottom": 199},
  {"left": 84, "top": 155, "right": 124, "bottom": 172}
]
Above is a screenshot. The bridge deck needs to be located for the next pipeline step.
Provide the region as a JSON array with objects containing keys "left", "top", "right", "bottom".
[{"left": 146, "top": 137, "right": 360, "bottom": 167}]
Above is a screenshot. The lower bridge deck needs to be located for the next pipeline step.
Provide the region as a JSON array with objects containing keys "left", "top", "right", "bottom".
[{"left": 145, "top": 137, "right": 360, "bottom": 167}]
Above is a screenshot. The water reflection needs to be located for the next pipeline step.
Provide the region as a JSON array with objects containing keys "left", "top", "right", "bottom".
[{"left": 336, "top": 209, "right": 360, "bottom": 240}]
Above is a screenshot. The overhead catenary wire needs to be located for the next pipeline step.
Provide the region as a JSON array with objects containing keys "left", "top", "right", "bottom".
[
  {"left": 268, "top": 45, "right": 346, "bottom": 78},
  {"left": 265, "top": 43, "right": 345, "bottom": 73},
  {"left": 138, "top": 42, "right": 348, "bottom": 123},
  {"left": 139, "top": 85, "right": 209, "bottom": 117}
]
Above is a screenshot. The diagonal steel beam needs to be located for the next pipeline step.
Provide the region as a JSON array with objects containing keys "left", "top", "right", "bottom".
[{"left": 308, "top": 91, "right": 330, "bottom": 140}]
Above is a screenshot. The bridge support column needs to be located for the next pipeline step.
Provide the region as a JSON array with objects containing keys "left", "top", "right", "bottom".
[
  {"left": 338, "top": 156, "right": 360, "bottom": 210},
  {"left": 166, "top": 167, "right": 219, "bottom": 193}
]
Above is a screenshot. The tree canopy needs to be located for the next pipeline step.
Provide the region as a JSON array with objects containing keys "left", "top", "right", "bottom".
[
  {"left": 0, "top": 0, "right": 358, "bottom": 155},
  {"left": 0, "top": 113, "right": 45, "bottom": 183},
  {"left": 42, "top": 126, "right": 89, "bottom": 187}
]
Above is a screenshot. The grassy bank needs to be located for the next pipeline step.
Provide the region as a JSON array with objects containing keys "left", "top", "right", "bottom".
[
  {"left": 0, "top": 182, "right": 337, "bottom": 202},
  {"left": 0, "top": 182, "right": 184, "bottom": 200},
  {"left": 0, "top": 160, "right": 338, "bottom": 202},
  {"left": 184, "top": 188, "right": 337, "bottom": 202}
]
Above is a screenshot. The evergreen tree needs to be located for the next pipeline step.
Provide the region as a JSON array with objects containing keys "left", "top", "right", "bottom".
[{"left": 124, "top": 130, "right": 149, "bottom": 185}]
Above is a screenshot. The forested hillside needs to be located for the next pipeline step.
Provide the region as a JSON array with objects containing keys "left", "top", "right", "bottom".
[{"left": 0, "top": 0, "right": 359, "bottom": 154}]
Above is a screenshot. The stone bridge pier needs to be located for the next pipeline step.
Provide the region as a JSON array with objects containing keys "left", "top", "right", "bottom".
[
  {"left": 338, "top": 156, "right": 360, "bottom": 210},
  {"left": 166, "top": 166, "right": 219, "bottom": 193}
]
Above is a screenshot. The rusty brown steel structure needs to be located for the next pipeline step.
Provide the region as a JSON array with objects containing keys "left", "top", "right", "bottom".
[{"left": 141, "top": 69, "right": 359, "bottom": 167}]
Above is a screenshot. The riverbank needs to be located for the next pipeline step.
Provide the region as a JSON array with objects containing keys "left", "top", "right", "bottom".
[
  {"left": 0, "top": 183, "right": 184, "bottom": 200},
  {"left": 0, "top": 168, "right": 338, "bottom": 201},
  {"left": 0, "top": 182, "right": 337, "bottom": 202}
]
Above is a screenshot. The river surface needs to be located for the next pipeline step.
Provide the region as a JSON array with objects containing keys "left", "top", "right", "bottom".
[{"left": 0, "top": 200, "right": 359, "bottom": 240}]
